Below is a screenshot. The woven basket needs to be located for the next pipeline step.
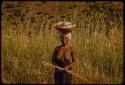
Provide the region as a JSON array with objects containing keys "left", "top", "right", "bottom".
[
  {"left": 55, "top": 21, "right": 75, "bottom": 34},
  {"left": 55, "top": 27, "right": 74, "bottom": 34}
]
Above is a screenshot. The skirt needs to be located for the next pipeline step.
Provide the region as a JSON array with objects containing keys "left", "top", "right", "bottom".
[{"left": 54, "top": 71, "right": 72, "bottom": 84}]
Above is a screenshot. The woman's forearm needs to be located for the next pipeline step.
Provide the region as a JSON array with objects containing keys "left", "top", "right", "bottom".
[
  {"left": 66, "top": 61, "right": 75, "bottom": 69},
  {"left": 52, "top": 62, "right": 64, "bottom": 70}
]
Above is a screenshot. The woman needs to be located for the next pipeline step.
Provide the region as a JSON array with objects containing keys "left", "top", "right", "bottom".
[{"left": 52, "top": 33, "right": 76, "bottom": 84}]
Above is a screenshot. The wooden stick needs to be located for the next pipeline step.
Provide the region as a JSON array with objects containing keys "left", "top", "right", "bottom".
[{"left": 41, "top": 60, "right": 90, "bottom": 82}]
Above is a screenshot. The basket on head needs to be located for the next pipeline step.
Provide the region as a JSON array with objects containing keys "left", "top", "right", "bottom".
[{"left": 55, "top": 21, "right": 76, "bottom": 34}]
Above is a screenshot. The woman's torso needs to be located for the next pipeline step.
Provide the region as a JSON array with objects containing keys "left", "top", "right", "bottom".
[{"left": 55, "top": 46, "right": 73, "bottom": 68}]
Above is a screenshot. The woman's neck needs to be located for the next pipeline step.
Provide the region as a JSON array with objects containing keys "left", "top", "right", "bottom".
[{"left": 62, "top": 43, "right": 70, "bottom": 48}]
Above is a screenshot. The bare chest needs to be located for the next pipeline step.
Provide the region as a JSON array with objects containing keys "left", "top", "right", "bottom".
[{"left": 56, "top": 47, "right": 72, "bottom": 60}]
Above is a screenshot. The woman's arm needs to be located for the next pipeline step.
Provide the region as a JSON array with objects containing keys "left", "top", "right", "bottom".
[
  {"left": 65, "top": 47, "right": 76, "bottom": 70},
  {"left": 52, "top": 47, "right": 58, "bottom": 66},
  {"left": 52, "top": 47, "right": 64, "bottom": 71}
]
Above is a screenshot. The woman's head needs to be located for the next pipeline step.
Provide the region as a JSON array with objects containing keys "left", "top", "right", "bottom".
[{"left": 60, "top": 33, "right": 72, "bottom": 45}]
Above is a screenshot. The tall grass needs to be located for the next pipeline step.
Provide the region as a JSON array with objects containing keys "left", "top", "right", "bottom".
[{"left": 1, "top": 1, "right": 123, "bottom": 84}]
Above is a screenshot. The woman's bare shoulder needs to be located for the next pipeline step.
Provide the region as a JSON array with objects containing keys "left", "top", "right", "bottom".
[
  {"left": 70, "top": 46, "right": 75, "bottom": 52},
  {"left": 70, "top": 46, "right": 74, "bottom": 49},
  {"left": 54, "top": 46, "right": 62, "bottom": 51}
]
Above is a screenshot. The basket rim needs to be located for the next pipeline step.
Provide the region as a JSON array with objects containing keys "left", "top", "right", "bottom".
[
  {"left": 55, "top": 21, "right": 76, "bottom": 29},
  {"left": 56, "top": 27, "right": 74, "bottom": 29}
]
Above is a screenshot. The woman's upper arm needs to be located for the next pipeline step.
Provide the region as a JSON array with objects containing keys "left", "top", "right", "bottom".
[
  {"left": 52, "top": 47, "right": 57, "bottom": 64},
  {"left": 71, "top": 47, "right": 76, "bottom": 62}
]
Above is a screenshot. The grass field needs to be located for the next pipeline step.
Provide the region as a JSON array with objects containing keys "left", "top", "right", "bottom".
[{"left": 1, "top": 1, "right": 123, "bottom": 84}]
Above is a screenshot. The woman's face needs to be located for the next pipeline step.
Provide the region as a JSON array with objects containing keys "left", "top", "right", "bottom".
[{"left": 60, "top": 36, "right": 69, "bottom": 45}]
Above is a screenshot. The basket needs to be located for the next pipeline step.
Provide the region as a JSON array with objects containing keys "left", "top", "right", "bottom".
[{"left": 55, "top": 21, "right": 76, "bottom": 34}]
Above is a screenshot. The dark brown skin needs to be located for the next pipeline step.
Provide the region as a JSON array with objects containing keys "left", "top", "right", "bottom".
[{"left": 52, "top": 35, "right": 76, "bottom": 71}]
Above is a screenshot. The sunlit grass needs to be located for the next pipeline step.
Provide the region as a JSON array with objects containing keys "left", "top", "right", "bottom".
[{"left": 1, "top": 1, "right": 123, "bottom": 84}]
